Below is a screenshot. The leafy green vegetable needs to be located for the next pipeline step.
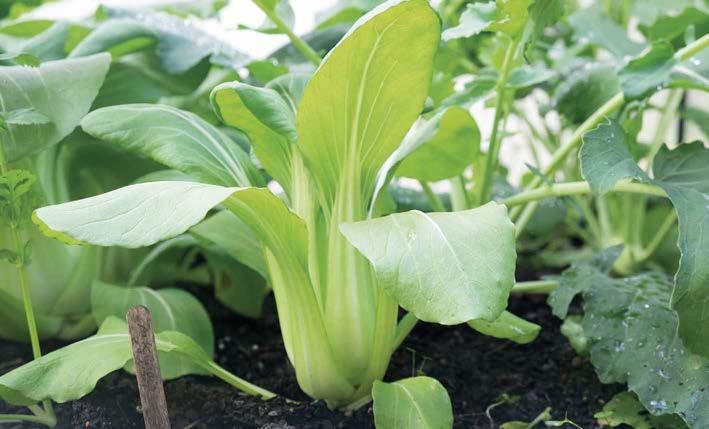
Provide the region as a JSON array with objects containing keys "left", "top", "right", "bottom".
[
  {"left": 0, "top": 54, "right": 110, "bottom": 161},
  {"left": 372, "top": 376, "right": 453, "bottom": 429},
  {"left": 580, "top": 119, "right": 709, "bottom": 356}
]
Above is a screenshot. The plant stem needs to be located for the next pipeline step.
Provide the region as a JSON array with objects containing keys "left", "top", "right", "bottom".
[
  {"left": 647, "top": 89, "right": 683, "bottom": 170},
  {"left": 637, "top": 210, "right": 677, "bottom": 262},
  {"left": 514, "top": 201, "right": 538, "bottom": 238},
  {"left": 203, "top": 361, "right": 277, "bottom": 400},
  {"left": 450, "top": 175, "right": 469, "bottom": 211},
  {"left": 419, "top": 181, "right": 446, "bottom": 212},
  {"left": 0, "top": 134, "right": 55, "bottom": 422},
  {"left": 502, "top": 181, "right": 667, "bottom": 207},
  {"left": 0, "top": 413, "right": 56, "bottom": 426},
  {"left": 511, "top": 280, "right": 558, "bottom": 294},
  {"left": 393, "top": 312, "right": 418, "bottom": 352},
  {"left": 479, "top": 38, "right": 519, "bottom": 204},
  {"left": 511, "top": 33, "right": 709, "bottom": 220},
  {"left": 343, "top": 394, "right": 373, "bottom": 412},
  {"left": 251, "top": 0, "right": 322, "bottom": 66}
]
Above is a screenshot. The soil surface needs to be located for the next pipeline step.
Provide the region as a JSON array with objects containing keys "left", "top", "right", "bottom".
[{"left": 1, "top": 287, "right": 621, "bottom": 428}]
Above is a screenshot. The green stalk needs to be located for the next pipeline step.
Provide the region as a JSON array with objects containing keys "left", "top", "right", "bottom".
[
  {"left": 0, "top": 413, "right": 56, "bottom": 426},
  {"left": 514, "top": 201, "right": 538, "bottom": 238},
  {"left": 0, "top": 134, "right": 55, "bottom": 423},
  {"left": 511, "top": 280, "right": 558, "bottom": 294},
  {"left": 478, "top": 38, "right": 519, "bottom": 204},
  {"left": 502, "top": 181, "right": 667, "bottom": 207},
  {"left": 393, "top": 312, "right": 419, "bottom": 352},
  {"left": 450, "top": 175, "right": 470, "bottom": 211},
  {"left": 419, "top": 181, "right": 445, "bottom": 212},
  {"left": 647, "top": 89, "right": 683, "bottom": 170},
  {"left": 251, "top": 0, "right": 322, "bottom": 67},
  {"left": 636, "top": 210, "right": 677, "bottom": 263},
  {"left": 511, "top": 33, "right": 709, "bottom": 221},
  {"left": 202, "top": 361, "right": 277, "bottom": 399}
]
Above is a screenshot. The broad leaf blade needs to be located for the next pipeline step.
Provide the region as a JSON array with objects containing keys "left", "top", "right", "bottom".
[
  {"left": 80, "top": 104, "right": 262, "bottom": 187},
  {"left": 296, "top": 0, "right": 440, "bottom": 207},
  {"left": 372, "top": 376, "right": 453, "bottom": 429},
  {"left": 341, "top": 202, "right": 516, "bottom": 324},
  {"left": 91, "top": 281, "right": 214, "bottom": 378},
  {"left": 0, "top": 54, "right": 111, "bottom": 162},
  {"left": 395, "top": 107, "right": 480, "bottom": 182}
]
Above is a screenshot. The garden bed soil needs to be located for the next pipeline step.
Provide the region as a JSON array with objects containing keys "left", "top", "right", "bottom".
[{"left": 0, "top": 290, "right": 621, "bottom": 429}]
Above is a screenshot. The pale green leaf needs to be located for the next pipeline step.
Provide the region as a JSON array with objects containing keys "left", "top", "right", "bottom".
[
  {"left": 341, "top": 202, "right": 516, "bottom": 324},
  {"left": 0, "top": 54, "right": 111, "bottom": 162},
  {"left": 0, "top": 317, "right": 249, "bottom": 406},
  {"left": 372, "top": 376, "right": 453, "bottom": 429},
  {"left": 395, "top": 107, "right": 480, "bottom": 182},
  {"left": 441, "top": 2, "right": 499, "bottom": 41},
  {"left": 619, "top": 41, "right": 677, "bottom": 101},
  {"left": 211, "top": 81, "right": 295, "bottom": 192},
  {"left": 191, "top": 210, "right": 268, "bottom": 279},
  {"left": 568, "top": 6, "right": 642, "bottom": 58},
  {"left": 80, "top": 104, "right": 263, "bottom": 187},
  {"left": 552, "top": 62, "right": 620, "bottom": 123},
  {"left": 91, "top": 281, "right": 214, "bottom": 379},
  {"left": 467, "top": 311, "right": 540, "bottom": 344},
  {"left": 296, "top": 0, "right": 440, "bottom": 208}
]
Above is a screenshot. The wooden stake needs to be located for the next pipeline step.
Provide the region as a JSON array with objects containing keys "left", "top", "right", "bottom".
[{"left": 126, "top": 305, "right": 171, "bottom": 429}]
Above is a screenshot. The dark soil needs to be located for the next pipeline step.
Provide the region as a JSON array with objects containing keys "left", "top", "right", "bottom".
[{"left": 0, "top": 289, "right": 621, "bottom": 429}]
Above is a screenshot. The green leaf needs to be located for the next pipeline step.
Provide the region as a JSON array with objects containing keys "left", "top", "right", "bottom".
[
  {"left": 579, "top": 119, "right": 649, "bottom": 195},
  {"left": 372, "top": 376, "right": 453, "bottom": 429},
  {"left": 0, "top": 287, "right": 62, "bottom": 342},
  {"left": 552, "top": 62, "right": 621, "bottom": 123},
  {"left": 637, "top": 3, "right": 709, "bottom": 41},
  {"left": 211, "top": 81, "right": 296, "bottom": 193},
  {"left": 580, "top": 119, "right": 709, "bottom": 356},
  {"left": 191, "top": 210, "right": 268, "bottom": 279},
  {"left": 547, "top": 245, "right": 623, "bottom": 318},
  {"left": 618, "top": 41, "right": 677, "bottom": 101},
  {"left": 595, "top": 392, "right": 687, "bottom": 429},
  {"left": 653, "top": 143, "right": 709, "bottom": 356},
  {"left": 467, "top": 311, "right": 540, "bottom": 344},
  {"left": 296, "top": 0, "right": 440, "bottom": 208},
  {"left": 563, "top": 267, "right": 709, "bottom": 427},
  {"left": 80, "top": 104, "right": 263, "bottom": 187},
  {"left": 395, "top": 107, "right": 480, "bottom": 182},
  {"left": 0, "top": 54, "right": 111, "bottom": 162},
  {"left": 0, "top": 317, "right": 258, "bottom": 406},
  {"left": 341, "top": 202, "right": 516, "bottom": 324},
  {"left": 239, "top": 0, "right": 294, "bottom": 34},
  {"left": 71, "top": 9, "right": 250, "bottom": 73},
  {"left": 441, "top": 2, "right": 499, "bottom": 41},
  {"left": 201, "top": 247, "right": 268, "bottom": 318},
  {"left": 567, "top": 7, "right": 642, "bottom": 58},
  {"left": 681, "top": 107, "right": 709, "bottom": 136},
  {"left": 91, "top": 281, "right": 214, "bottom": 379},
  {"left": 505, "top": 63, "right": 555, "bottom": 89},
  {"left": 1, "top": 108, "right": 50, "bottom": 126}
]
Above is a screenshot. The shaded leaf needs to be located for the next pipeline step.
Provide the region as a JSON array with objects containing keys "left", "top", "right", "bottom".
[
  {"left": 91, "top": 281, "right": 214, "bottom": 378},
  {"left": 595, "top": 392, "right": 687, "bottom": 429},
  {"left": 0, "top": 54, "right": 111, "bottom": 162}
]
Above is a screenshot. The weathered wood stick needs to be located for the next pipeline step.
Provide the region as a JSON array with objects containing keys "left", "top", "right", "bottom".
[{"left": 126, "top": 305, "right": 171, "bottom": 429}]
